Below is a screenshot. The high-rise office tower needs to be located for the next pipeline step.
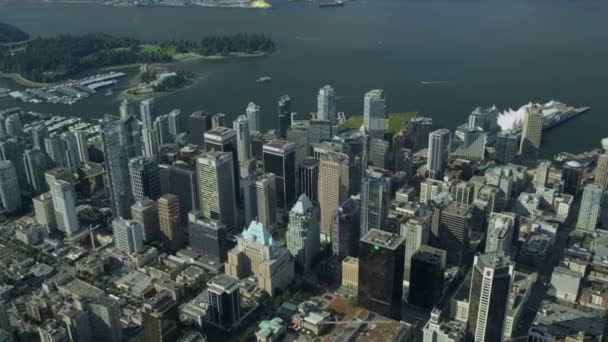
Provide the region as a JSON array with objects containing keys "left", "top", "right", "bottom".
[
  {"left": 131, "top": 198, "right": 160, "bottom": 242},
  {"left": 167, "top": 109, "right": 181, "bottom": 137},
  {"left": 287, "top": 126, "right": 309, "bottom": 166},
  {"left": 112, "top": 217, "right": 144, "bottom": 254},
  {"left": 168, "top": 161, "right": 198, "bottom": 225},
  {"left": 358, "top": 229, "right": 405, "bottom": 320},
  {"left": 286, "top": 194, "right": 320, "bottom": 272},
  {"left": 562, "top": 160, "right": 583, "bottom": 195},
  {"left": 233, "top": 115, "right": 251, "bottom": 171},
  {"left": 188, "top": 211, "right": 227, "bottom": 263},
  {"left": 158, "top": 194, "right": 184, "bottom": 253},
  {"left": 298, "top": 157, "right": 319, "bottom": 203},
  {"left": 0, "top": 160, "right": 21, "bottom": 214},
  {"left": 363, "top": 89, "right": 387, "bottom": 139},
  {"left": 368, "top": 138, "right": 390, "bottom": 169},
  {"left": 594, "top": 138, "right": 608, "bottom": 191},
  {"left": 142, "top": 291, "right": 179, "bottom": 342},
  {"left": 253, "top": 173, "right": 277, "bottom": 228},
  {"left": 453, "top": 127, "right": 486, "bottom": 160},
  {"left": 317, "top": 85, "right": 336, "bottom": 124},
  {"left": 453, "top": 181, "right": 474, "bottom": 205},
  {"left": 439, "top": 202, "right": 473, "bottom": 267},
  {"left": 212, "top": 113, "right": 226, "bottom": 128},
  {"left": 74, "top": 129, "right": 90, "bottom": 164},
  {"left": 197, "top": 151, "right": 237, "bottom": 229},
  {"left": 263, "top": 139, "right": 296, "bottom": 209},
  {"left": 360, "top": 169, "right": 391, "bottom": 236},
  {"left": 119, "top": 98, "right": 134, "bottom": 120},
  {"left": 576, "top": 184, "right": 603, "bottom": 233},
  {"left": 207, "top": 274, "right": 242, "bottom": 330},
  {"left": 485, "top": 212, "right": 515, "bottom": 255},
  {"left": 277, "top": 94, "right": 292, "bottom": 138},
  {"left": 427, "top": 128, "right": 451, "bottom": 180},
  {"left": 331, "top": 197, "right": 361, "bottom": 258},
  {"left": 100, "top": 116, "right": 133, "bottom": 218},
  {"left": 188, "top": 110, "right": 213, "bottom": 146},
  {"left": 309, "top": 119, "right": 332, "bottom": 144},
  {"left": 318, "top": 152, "right": 350, "bottom": 241},
  {"left": 142, "top": 127, "right": 159, "bottom": 161},
  {"left": 246, "top": 102, "right": 261, "bottom": 133},
  {"left": 44, "top": 135, "right": 65, "bottom": 168},
  {"left": 60, "top": 131, "right": 81, "bottom": 173},
  {"left": 129, "top": 157, "right": 161, "bottom": 202},
  {"left": 205, "top": 126, "right": 240, "bottom": 201},
  {"left": 31, "top": 123, "right": 48, "bottom": 153},
  {"left": 402, "top": 217, "right": 430, "bottom": 282},
  {"left": 33, "top": 192, "right": 56, "bottom": 229},
  {"left": 154, "top": 114, "right": 172, "bottom": 146},
  {"left": 50, "top": 180, "right": 79, "bottom": 236},
  {"left": 4, "top": 112, "right": 23, "bottom": 137},
  {"left": 519, "top": 105, "right": 543, "bottom": 161},
  {"left": 23, "top": 148, "right": 48, "bottom": 195},
  {"left": 121, "top": 113, "right": 142, "bottom": 159},
  {"left": 495, "top": 131, "right": 518, "bottom": 164},
  {"left": 466, "top": 252, "right": 514, "bottom": 342},
  {"left": 408, "top": 245, "right": 447, "bottom": 309},
  {"left": 406, "top": 116, "right": 433, "bottom": 151},
  {"left": 140, "top": 98, "right": 155, "bottom": 130},
  {"left": 0, "top": 138, "right": 26, "bottom": 186}
]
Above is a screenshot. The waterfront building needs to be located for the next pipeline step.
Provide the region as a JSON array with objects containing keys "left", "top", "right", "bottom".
[
  {"left": 286, "top": 194, "right": 320, "bottom": 272},
  {"left": 358, "top": 229, "right": 405, "bottom": 320},
  {"left": 74, "top": 129, "right": 90, "bottom": 164},
  {"left": 594, "top": 138, "right": 608, "bottom": 191},
  {"left": 188, "top": 110, "right": 213, "bottom": 146},
  {"left": 207, "top": 274, "right": 241, "bottom": 330},
  {"left": 131, "top": 198, "right": 161, "bottom": 242},
  {"left": 318, "top": 152, "right": 350, "bottom": 241},
  {"left": 427, "top": 128, "right": 451, "bottom": 180},
  {"left": 112, "top": 217, "right": 144, "bottom": 254},
  {"left": 495, "top": 130, "right": 518, "bottom": 164},
  {"left": 158, "top": 194, "right": 184, "bottom": 253},
  {"left": 408, "top": 245, "right": 446, "bottom": 309},
  {"left": 205, "top": 126, "right": 240, "bottom": 201},
  {"left": 406, "top": 116, "right": 433, "bottom": 151},
  {"left": 363, "top": 89, "right": 386, "bottom": 139},
  {"left": 225, "top": 220, "right": 294, "bottom": 296},
  {"left": 50, "top": 180, "right": 79, "bottom": 236},
  {"left": 0, "top": 160, "right": 21, "bottom": 214},
  {"left": 188, "top": 211, "right": 227, "bottom": 263},
  {"left": 34, "top": 192, "right": 56, "bottom": 229},
  {"left": 246, "top": 102, "right": 261, "bottom": 133},
  {"left": 263, "top": 139, "right": 296, "bottom": 209},
  {"left": 119, "top": 98, "right": 134, "bottom": 119},
  {"left": 466, "top": 252, "right": 514, "bottom": 342},
  {"left": 129, "top": 157, "right": 161, "bottom": 202},
  {"left": 140, "top": 98, "right": 155, "bottom": 130},
  {"left": 23, "top": 148, "right": 48, "bottom": 195},
  {"left": 485, "top": 212, "right": 515, "bottom": 255},
  {"left": 277, "top": 94, "right": 292, "bottom": 138},
  {"left": 453, "top": 127, "right": 486, "bottom": 160},
  {"left": 154, "top": 114, "right": 172, "bottom": 146},
  {"left": 360, "top": 168, "right": 391, "bottom": 236},
  {"left": 100, "top": 115, "right": 133, "bottom": 218},
  {"left": 121, "top": 113, "right": 143, "bottom": 159},
  {"left": 298, "top": 157, "right": 319, "bottom": 203},
  {"left": 562, "top": 160, "right": 583, "bottom": 195},
  {"left": 402, "top": 217, "right": 430, "bottom": 282},
  {"left": 519, "top": 105, "right": 543, "bottom": 161},
  {"left": 576, "top": 184, "right": 603, "bottom": 233},
  {"left": 4, "top": 112, "right": 23, "bottom": 137},
  {"left": 196, "top": 151, "right": 237, "bottom": 229},
  {"left": 168, "top": 109, "right": 181, "bottom": 137},
  {"left": 317, "top": 85, "right": 336, "bottom": 124},
  {"left": 31, "top": 123, "right": 48, "bottom": 153}
]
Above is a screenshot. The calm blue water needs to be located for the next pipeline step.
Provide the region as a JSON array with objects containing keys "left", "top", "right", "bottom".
[{"left": 1, "top": 0, "right": 607, "bottom": 157}]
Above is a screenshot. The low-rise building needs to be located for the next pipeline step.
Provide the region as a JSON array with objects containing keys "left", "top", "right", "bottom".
[
  {"left": 255, "top": 317, "right": 285, "bottom": 342},
  {"left": 528, "top": 299, "right": 606, "bottom": 342}
]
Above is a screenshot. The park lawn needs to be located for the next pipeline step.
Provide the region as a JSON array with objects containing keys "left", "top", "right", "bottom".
[
  {"left": 140, "top": 44, "right": 178, "bottom": 56},
  {"left": 337, "top": 112, "right": 417, "bottom": 135}
]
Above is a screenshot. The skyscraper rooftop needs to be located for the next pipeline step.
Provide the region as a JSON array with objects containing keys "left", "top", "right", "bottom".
[{"left": 360, "top": 229, "right": 405, "bottom": 251}]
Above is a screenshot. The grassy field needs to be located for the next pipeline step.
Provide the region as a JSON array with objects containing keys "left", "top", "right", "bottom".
[
  {"left": 337, "top": 112, "right": 417, "bottom": 135},
  {"left": 140, "top": 44, "right": 178, "bottom": 56}
]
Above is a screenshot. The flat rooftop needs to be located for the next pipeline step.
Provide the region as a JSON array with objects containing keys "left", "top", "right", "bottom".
[
  {"left": 263, "top": 139, "right": 295, "bottom": 153},
  {"left": 360, "top": 229, "right": 405, "bottom": 251},
  {"left": 208, "top": 274, "right": 239, "bottom": 292}
]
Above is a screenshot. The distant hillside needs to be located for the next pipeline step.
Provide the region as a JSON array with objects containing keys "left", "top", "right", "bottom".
[{"left": 0, "top": 23, "right": 29, "bottom": 44}]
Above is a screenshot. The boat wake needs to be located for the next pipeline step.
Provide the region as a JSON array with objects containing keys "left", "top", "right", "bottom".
[{"left": 420, "top": 81, "right": 450, "bottom": 85}]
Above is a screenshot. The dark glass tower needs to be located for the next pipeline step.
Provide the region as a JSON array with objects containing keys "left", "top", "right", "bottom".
[
  {"left": 407, "top": 245, "right": 446, "bottom": 309},
  {"left": 298, "top": 157, "right": 319, "bottom": 203},
  {"left": 358, "top": 229, "right": 405, "bottom": 320},
  {"left": 188, "top": 211, "right": 227, "bottom": 263},
  {"left": 278, "top": 94, "right": 292, "bottom": 138},
  {"left": 562, "top": 160, "right": 583, "bottom": 195},
  {"left": 263, "top": 139, "right": 296, "bottom": 209},
  {"left": 188, "top": 110, "right": 213, "bottom": 147}
]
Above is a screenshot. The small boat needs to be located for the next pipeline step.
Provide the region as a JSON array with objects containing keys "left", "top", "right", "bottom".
[
  {"left": 105, "top": 89, "right": 114, "bottom": 96},
  {"left": 256, "top": 76, "right": 272, "bottom": 83},
  {"left": 319, "top": 0, "right": 344, "bottom": 7}
]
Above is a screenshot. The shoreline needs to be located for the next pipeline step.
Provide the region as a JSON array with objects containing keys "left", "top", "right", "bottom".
[
  {"left": 0, "top": 51, "right": 268, "bottom": 88},
  {"left": 116, "top": 72, "right": 209, "bottom": 102}
]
